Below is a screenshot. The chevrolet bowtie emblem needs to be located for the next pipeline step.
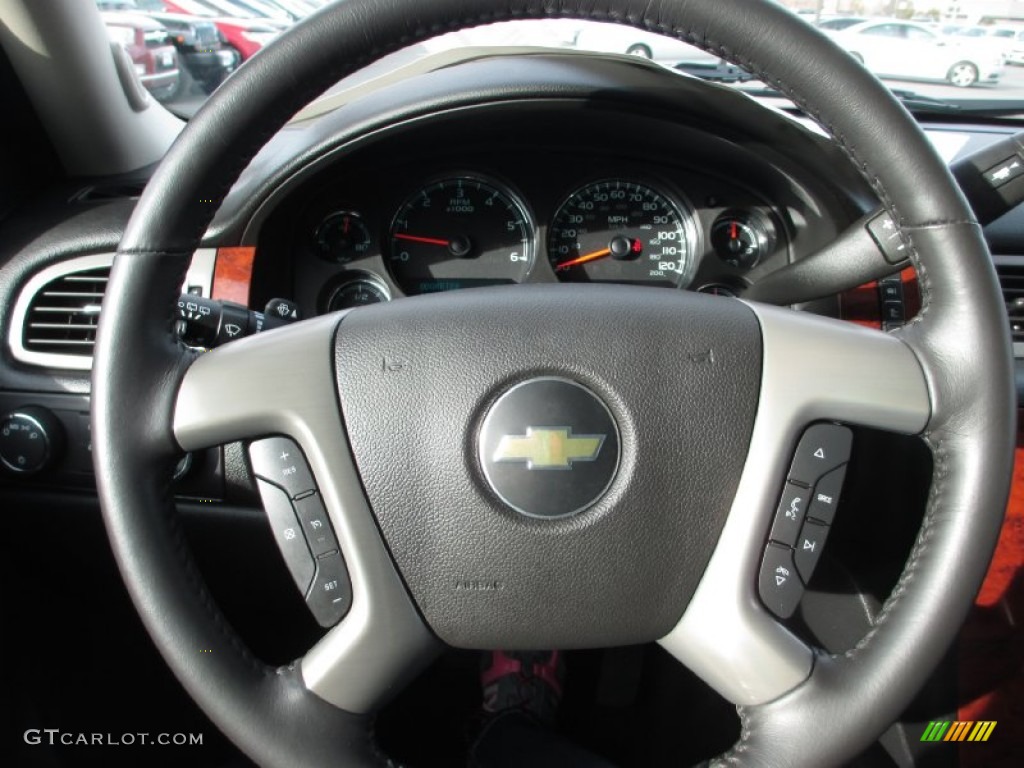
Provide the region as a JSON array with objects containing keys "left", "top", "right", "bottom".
[{"left": 493, "top": 427, "right": 605, "bottom": 470}]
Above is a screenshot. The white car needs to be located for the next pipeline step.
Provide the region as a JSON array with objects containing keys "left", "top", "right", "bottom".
[
  {"left": 831, "top": 20, "right": 1003, "bottom": 87},
  {"left": 942, "top": 24, "right": 1017, "bottom": 63},
  {"left": 815, "top": 16, "right": 869, "bottom": 32},
  {"left": 1001, "top": 29, "right": 1024, "bottom": 65},
  {"left": 572, "top": 20, "right": 720, "bottom": 65}
]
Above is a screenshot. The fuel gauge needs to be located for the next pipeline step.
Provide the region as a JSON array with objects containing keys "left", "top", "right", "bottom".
[
  {"left": 710, "top": 211, "right": 775, "bottom": 270},
  {"left": 325, "top": 276, "right": 390, "bottom": 311}
]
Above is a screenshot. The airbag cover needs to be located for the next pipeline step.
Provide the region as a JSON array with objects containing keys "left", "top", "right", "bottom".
[{"left": 334, "top": 285, "right": 761, "bottom": 647}]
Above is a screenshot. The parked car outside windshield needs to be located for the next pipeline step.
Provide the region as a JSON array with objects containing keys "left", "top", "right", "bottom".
[
  {"left": 101, "top": 10, "right": 181, "bottom": 102},
  {"left": 828, "top": 19, "right": 1004, "bottom": 88},
  {"left": 97, "top": 5, "right": 1024, "bottom": 120},
  {"left": 145, "top": 11, "right": 238, "bottom": 96}
]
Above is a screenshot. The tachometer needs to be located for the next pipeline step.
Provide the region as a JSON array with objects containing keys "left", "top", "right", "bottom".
[
  {"left": 387, "top": 176, "right": 534, "bottom": 295},
  {"left": 548, "top": 180, "right": 694, "bottom": 287}
]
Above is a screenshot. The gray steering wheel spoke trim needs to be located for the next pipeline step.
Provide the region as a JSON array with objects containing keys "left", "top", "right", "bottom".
[
  {"left": 659, "top": 304, "right": 930, "bottom": 707},
  {"left": 94, "top": 1, "right": 1016, "bottom": 766},
  {"left": 709, "top": 222, "right": 1015, "bottom": 766},
  {"left": 174, "top": 315, "right": 440, "bottom": 713},
  {"left": 94, "top": 254, "right": 398, "bottom": 768}
]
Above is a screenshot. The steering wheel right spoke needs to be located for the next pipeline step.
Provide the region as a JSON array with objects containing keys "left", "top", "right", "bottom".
[
  {"left": 659, "top": 303, "right": 931, "bottom": 706},
  {"left": 174, "top": 315, "right": 439, "bottom": 713}
]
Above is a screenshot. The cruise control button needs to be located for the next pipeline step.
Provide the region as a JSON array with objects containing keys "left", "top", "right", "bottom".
[
  {"left": 789, "top": 424, "right": 852, "bottom": 487},
  {"left": 795, "top": 519, "right": 829, "bottom": 584},
  {"left": 866, "top": 212, "right": 909, "bottom": 265},
  {"left": 768, "top": 482, "right": 809, "bottom": 548},
  {"left": 249, "top": 437, "right": 316, "bottom": 499},
  {"left": 294, "top": 493, "right": 339, "bottom": 557},
  {"left": 255, "top": 479, "right": 314, "bottom": 595},
  {"left": 306, "top": 551, "right": 352, "bottom": 627},
  {"left": 807, "top": 465, "right": 846, "bottom": 525},
  {"left": 758, "top": 543, "right": 803, "bottom": 619}
]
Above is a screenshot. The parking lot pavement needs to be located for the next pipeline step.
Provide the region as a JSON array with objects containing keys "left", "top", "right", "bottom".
[{"left": 882, "top": 64, "right": 1024, "bottom": 102}]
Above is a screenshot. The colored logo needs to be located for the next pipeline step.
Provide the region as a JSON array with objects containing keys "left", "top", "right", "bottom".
[
  {"left": 920, "top": 721, "right": 996, "bottom": 743},
  {"left": 493, "top": 427, "right": 605, "bottom": 470},
  {"left": 478, "top": 377, "right": 620, "bottom": 518}
]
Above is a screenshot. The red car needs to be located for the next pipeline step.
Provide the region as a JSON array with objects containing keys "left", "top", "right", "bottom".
[{"left": 101, "top": 11, "right": 180, "bottom": 101}]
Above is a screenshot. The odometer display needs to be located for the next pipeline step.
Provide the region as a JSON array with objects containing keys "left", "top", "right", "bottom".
[
  {"left": 388, "top": 176, "right": 534, "bottom": 295},
  {"left": 548, "top": 180, "right": 694, "bottom": 287}
]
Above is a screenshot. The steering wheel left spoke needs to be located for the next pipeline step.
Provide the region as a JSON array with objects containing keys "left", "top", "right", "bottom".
[{"left": 174, "top": 315, "right": 438, "bottom": 713}]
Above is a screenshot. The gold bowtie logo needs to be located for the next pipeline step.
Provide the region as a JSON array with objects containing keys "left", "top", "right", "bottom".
[{"left": 493, "top": 427, "right": 605, "bottom": 470}]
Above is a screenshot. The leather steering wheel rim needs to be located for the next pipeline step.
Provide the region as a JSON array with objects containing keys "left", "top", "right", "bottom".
[{"left": 92, "top": 1, "right": 1016, "bottom": 766}]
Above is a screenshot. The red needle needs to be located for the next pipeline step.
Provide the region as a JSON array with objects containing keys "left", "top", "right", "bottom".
[
  {"left": 343, "top": 216, "right": 350, "bottom": 235},
  {"left": 394, "top": 233, "right": 451, "bottom": 247},
  {"left": 556, "top": 246, "right": 612, "bottom": 269},
  {"left": 730, "top": 221, "right": 738, "bottom": 240}
]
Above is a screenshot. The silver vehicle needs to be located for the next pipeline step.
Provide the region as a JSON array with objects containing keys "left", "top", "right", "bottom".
[{"left": 831, "top": 19, "right": 1004, "bottom": 87}]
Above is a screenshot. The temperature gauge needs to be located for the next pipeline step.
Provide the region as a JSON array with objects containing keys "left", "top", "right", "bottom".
[
  {"left": 710, "top": 211, "right": 775, "bottom": 270},
  {"left": 315, "top": 211, "right": 372, "bottom": 264}
]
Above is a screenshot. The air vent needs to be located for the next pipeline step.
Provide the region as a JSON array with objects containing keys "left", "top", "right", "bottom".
[
  {"left": 9, "top": 249, "right": 215, "bottom": 372},
  {"left": 22, "top": 266, "right": 108, "bottom": 356},
  {"left": 8, "top": 253, "right": 114, "bottom": 371},
  {"left": 994, "top": 257, "right": 1024, "bottom": 347}
]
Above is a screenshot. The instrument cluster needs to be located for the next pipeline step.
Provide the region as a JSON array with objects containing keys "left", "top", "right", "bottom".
[{"left": 294, "top": 167, "right": 785, "bottom": 314}]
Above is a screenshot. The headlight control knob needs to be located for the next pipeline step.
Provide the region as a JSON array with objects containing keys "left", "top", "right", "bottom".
[{"left": 0, "top": 406, "right": 65, "bottom": 474}]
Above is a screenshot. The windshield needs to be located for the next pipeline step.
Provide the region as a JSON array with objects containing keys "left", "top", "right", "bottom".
[{"left": 103, "top": 2, "right": 1024, "bottom": 119}]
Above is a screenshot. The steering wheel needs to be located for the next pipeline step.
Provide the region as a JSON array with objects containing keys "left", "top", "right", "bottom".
[{"left": 92, "top": 1, "right": 1016, "bottom": 766}]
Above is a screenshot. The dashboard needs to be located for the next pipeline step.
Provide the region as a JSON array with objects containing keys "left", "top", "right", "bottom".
[
  {"left": 2, "top": 51, "right": 1017, "bottom": 476},
  {"left": 2, "top": 51, "right": 1009, "bottom": 489}
]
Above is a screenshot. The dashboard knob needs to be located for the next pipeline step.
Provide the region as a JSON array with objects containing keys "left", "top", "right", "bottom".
[{"left": 0, "top": 406, "right": 65, "bottom": 474}]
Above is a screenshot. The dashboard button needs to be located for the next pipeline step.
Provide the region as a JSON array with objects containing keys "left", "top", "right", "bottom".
[
  {"left": 255, "top": 479, "right": 314, "bottom": 595},
  {"left": 0, "top": 407, "right": 64, "bottom": 474},
  {"left": 882, "top": 300, "right": 905, "bottom": 325},
  {"left": 249, "top": 437, "right": 316, "bottom": 499},
  {"left": 807, "top": 465, "right": 846, "bottom": 525},
  {"left": 789, "top": 424, "right": 852, "bottom": 487},
  {"left": 878, "top": 279, "right": 903, "bottom": 302},
  {"left": 768, "top": 482, "right": 809, "bottom": 548},
  {"left": 758, "top": 543, "right": 803, "bottom": 619},
  {"left": 294, "top": 493, "right": 339, "bottom": 557},
  {"left": 795, "top": 519, "right": 829, "bottom": 584},
  {"left": 306, "top": 551, "right": 352, "bottom": 627}
]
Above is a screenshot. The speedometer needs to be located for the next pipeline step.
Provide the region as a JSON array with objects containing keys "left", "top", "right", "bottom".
[{"left": 548, "top": 180, "right": 695, "bottom": 287}]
